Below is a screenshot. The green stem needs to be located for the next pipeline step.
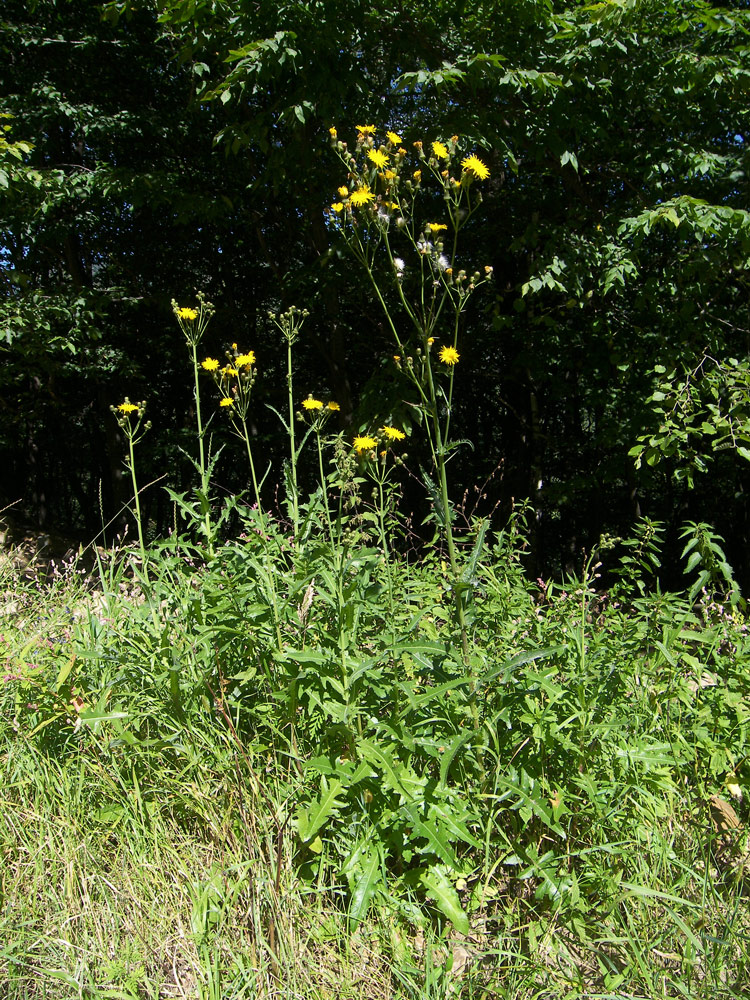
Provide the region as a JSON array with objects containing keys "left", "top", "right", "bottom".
[
  {"left": 316, "top": 429, "right": 334, "bottom": 547},
  {"left": 375, "top": 467, "right": 396, "bottom": 653},
  {"left": 127, "top": 435, "right": 149, "bottom": 585},
  {"left": 240, "top": 417, "right": 283, "bottom": 653},
  {"left": 286, "top": 338, "right": 300, "bottom": 543},
  {"left": 190, "top": 342, "right": 214, "bottom": 556},
  {"left": 422, "top": 351, "right": 470, "bottom": 667}
]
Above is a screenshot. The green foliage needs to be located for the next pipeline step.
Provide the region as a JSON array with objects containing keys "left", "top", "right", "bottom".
[
  {"left": 631, "top": 356, "right": 750, "bottom": 486},
  {"left": 2, "top": 495, "right": 749, "bottom": 995}
]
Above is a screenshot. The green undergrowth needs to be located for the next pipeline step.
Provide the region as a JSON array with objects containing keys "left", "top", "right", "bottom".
[{"left": 1, "top": 512, "right": 749, "bottom": 999}]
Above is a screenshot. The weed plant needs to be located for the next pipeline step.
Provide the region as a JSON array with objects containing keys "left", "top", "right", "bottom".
[{"left": 1, "top": 125, "right": 749, "bottom": 999}]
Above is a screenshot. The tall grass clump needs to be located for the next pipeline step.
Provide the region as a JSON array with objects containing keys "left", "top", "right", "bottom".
[{"left": 1, "top": 123, "right": 749, "bottom": 1000}]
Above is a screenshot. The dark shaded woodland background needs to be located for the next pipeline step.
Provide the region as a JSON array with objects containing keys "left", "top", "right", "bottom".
[{"left": 2, "top": 0, "right": 750, "bottom": 585}]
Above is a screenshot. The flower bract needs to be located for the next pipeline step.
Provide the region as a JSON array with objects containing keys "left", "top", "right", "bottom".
[
  {"left": 461, "top": 154, "right": 490, "bottom": 180},
  {"left": 439, "top": 345, "right": 460, "bottom": 365}
]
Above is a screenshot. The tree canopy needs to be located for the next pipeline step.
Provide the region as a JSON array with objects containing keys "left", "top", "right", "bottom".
[{"left": 2, "top": 0, "right": 749, "bottom": 581}]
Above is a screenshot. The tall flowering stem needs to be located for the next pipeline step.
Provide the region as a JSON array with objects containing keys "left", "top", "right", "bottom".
[
  {"left": 111, "top": 399, "right": 151, "bottom": 581},
  {"left": 173, "top": 295, "right": 217, "bottom": 555},
  {"left": 327, "top": 126, "right": 493, "bottom": 664},
  {"left": 270, "top": 306, "right": 309, "bottom": 544},
  {"left": 202, "top": 345, "right": 265, "bottom": 528}
]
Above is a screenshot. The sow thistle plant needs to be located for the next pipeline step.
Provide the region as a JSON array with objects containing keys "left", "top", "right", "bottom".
[
  {"left": 328, "top": 123, "right": 493, "bottom": 662},
  {"left": 111, "top": 398, "right": 151, "bottom": 578},
  {"left": 200, "top": 345, "right": 265, "bottom": 528},
  {"left": 172, "top": 294, "right": 218, "bottom": 554}
]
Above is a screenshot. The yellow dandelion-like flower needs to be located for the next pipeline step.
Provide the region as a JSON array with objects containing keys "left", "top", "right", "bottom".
[
  {"left": 177, "top": 306, "right": 198, "bottom": 321},
  {"left": 368, "top": 149, "right": 389, "bottom": 169},
  {"left": 350, "top": 186, "right": 376, "bottom": 207},
  {"left": 356, "top": 124, "right": 376, "bottom": 134},
  {"left": 461, "top": 154, "right": 490, "bottom": 180},
  {"left": 439, "top": 345, "right": 460, "bottom": 365},
  {"left": 428, "top": 222, "right": 448, "bottom": 233},
  {"left": 382, "top": 426, "right": 406, "bottom": 441},
  {"left": 338, "top": 185, "right": 349, "bottom": 197},
  {"left": 413, "top": 169, "right": 421, "bottom": 181},
  {"left": 327, "top": 401, "right": 340, "bottom": 411},
  {"left": 330, "top": 202, "right": 344, "bottom": 214},
  {"left": 201, "top": 357, "right": 219, "bottom": 371},
  {"left": 329, "top": 126, "right": 337, "bottom": 138},
  {"left": 220, "top": 397, "right": 234, "bottom": 407},
  {"left": 393, "top": 355, "right": 401, "bottom": 362},
  {"left": 386, "top": 130, "right": 402, "bottom": 145},
  {"left": 222, "top": 366, "right": 238, "bottom": 377},
  {"left": 427, "top": 337, "right": 435, "bottom": 346},
  {"left": 117, "top": 402, "right": 139, "bottom": 414},
  {"left": 302, "top": 398, "right": 323, "bottom": 411},
  {"left": 353, "top": 434, "right": 377, "bottom": 453},
  {"left": 236, "top": 352, "right": 256, "bottom": 367},
  {"left": 432, "top": 140, "right": 449, "bottom": 159},
  {"left": 384, "top": 169, "right": 396, "bottom": 181}
]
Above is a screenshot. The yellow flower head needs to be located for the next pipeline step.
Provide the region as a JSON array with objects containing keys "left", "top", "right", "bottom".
[
  {"left": 201, "top": 358, "right": 219, "bottom": 371},
  {"left": 327, "top": 401, "right": 340, "bottom": 411},
  {"left": 382, "top": 426, "right": 406, "bottom": 441},
  {"left": 236, "top": 351, "right": 256, "bottom": 367},
  {"left": 384, "top": 169, "right": 396, "bottom": 181},
  {"left": 356, "top": 124, "right": 376, "bottom": 134},
  {"left": 302, "top": 398, "right": 323, "bottom": 411},
  {"left": 220, "top": 397, "right": 234, "bottom": 407},
  {"left": 386, "top": 130, "right": 402, "bottom": 145},
  {"left": 329, "top": 126, "right": 337, "bottom": 138},
  {"left": 368, "top": 149, "right": 389, "bottom": 169},
  {"left": 428, "top": 222, "right": 448, "bottom": 233},
  {"left": 350, "top": 185, "right": 376, "bottom": 207},
  {"left": 177, "top": 306, "right": 198, "bottom": 322},
  {"left": 461, "top": 154, "right": 490, "bottom": 181},
  {"left": 117, "top": 402, "right": 139, "bottom": 414},
  {"left": 330, "top": 202, "right": 344, "bottom": 213},
  {"left": 337, "top": 185, "right": 349, "bottom": 197},
  {"left": 353, "top": 434, "right": 378, "bottom": 454},
  {"left": 413, "top": 169, "right": 421, "bottom": 181},
  {"left": 222, "top": 366, "right": 238, "bottom": 377},
  {"left": 432, "top": 140, "right": 449, "bottom": 159},
  {"left": 439, "top": 345, "right": 460, "bottom": 365}
]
